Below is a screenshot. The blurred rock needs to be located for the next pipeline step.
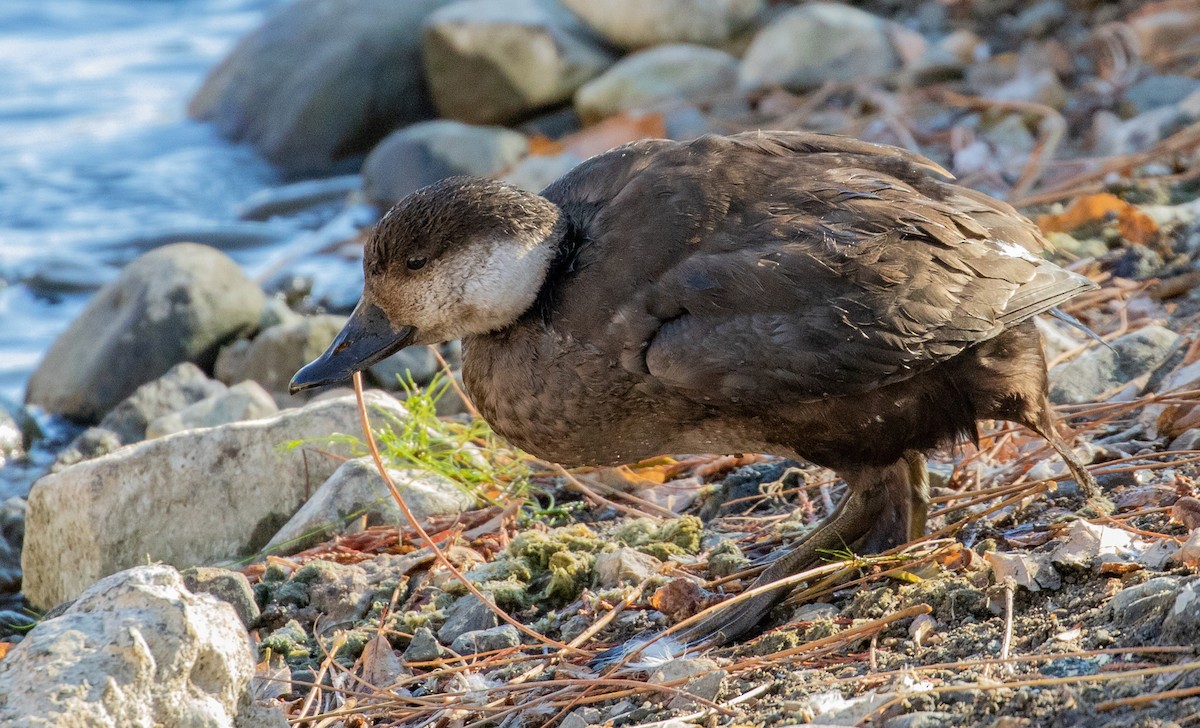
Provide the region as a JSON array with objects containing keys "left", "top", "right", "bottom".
[
  {"left": 265, "top": 457, "right": 475, "bottom": 555},
  {"left": 183, "top": 566, "right": 261, "bottom": 628},
  {"left": 1108, "top": 576, "right": 1181, "bottom": 627},
  {"left": 450, "top": 624, "right": 520, "bottom": 654},
  {"left": 422, "top": 0, "right": 614, "bottom": 125},
  {"left": 1125, "top": 75, "right": 1200, "bottom": 114},
  {"left": 237, "top": 175, "right": 361, "bottom": 222},
  {"left": 147, "top": 380, "right": 279, "bottom": 439},
  {"left": 22, "top": 391, "right": 407, "bottom": 610},
  {"left": 97, "top": 363, "right": 227, "bottom": 445},
  {"left": 189, "top": 0, "right": 454, "bottom": 175},
  {"left": 0, "top": 565, "right": 286, "bottom": 727},
  {"left": 0, "top": 409, "right": 23, "bottom": 468},
  {"left": 220, "top": 315, "right": 347, "bottom": 395},
  {"left": 738, "top": 2, "right": 914, "bottom": 92},
  {"left": 559, "top": 0, "right": 763, "bottom": 50},
  {"left": 989, "top": 69, "right": 1068, "bottom": 109},
  {"left": 502, "top": 151, "right": 585, "bottom": 192},
  {"left": 26, "top": 244, "right": 264, "bottom": 424},
  {"left": 362, "top": 120, "right": 528, "bottom": 206},
  {"left": 1162, "top": 579, "right": 1200, "bottom": 644},
  {"left": 1049, "top": 326, "right": 1180, "bottom": 404},
  {"left": 438, "top": 594, "right": 498, "bottom": 644},
  {"left": 368, "top": 346, "right": 441, "bottom": 390},
  {"left": 1092, "top": 101, "right": 1198, "bottom": 157},
  {"left": 0, "top": 497, "right": 24, "bottom": 598},
  {"left": 574, "top": 44, "right": 738, "bottom": 124}
]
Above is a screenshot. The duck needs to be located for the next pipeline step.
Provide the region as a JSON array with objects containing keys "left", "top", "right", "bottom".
[{"left": 290, "top": 131, "right": 1100, "bottom": 649}]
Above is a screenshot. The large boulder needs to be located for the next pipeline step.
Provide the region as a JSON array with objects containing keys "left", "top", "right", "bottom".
[
  {"left": 0, "top": 565, "right": 285, "bottom": 727},
  {"left": 22, "top": 391, "right": 406, "bottom": 610},
  {"left": 362, "top": 120, "right": 529, "bottom": 206},
  {"left": 738, "top": 2, "right": 912, "bottom": 92},
  {"left": 1049, "top": 326, "right": 1181, "bottom": 404},
  {"left": 25, "top": 244, "right": 264, "bottom": 424},
  {"left": 574, "top": 44, "right": 739, "bottom": 123},
  {"left": 190, "top": 0, "right": 455, "bottom": 175},
  {"left": 422, "top": 0, "right": 614, "bottom": 125},
  {"left": 559, "top": 0, "right": 763, "bottom": 50}
]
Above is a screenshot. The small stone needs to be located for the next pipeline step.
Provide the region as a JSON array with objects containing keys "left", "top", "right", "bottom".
[
  {"left": 1162, "top": 580, "right": 1200, "bottom": 643},
  {"left": 437, "top": 594, "right": 498, "bottom": 644},
  {"left": 1126, "top": 75, "right": 1200, "bottom": 113},
  {"left": 146, "top": 380, "right": 278, "bottom": 439},
  {"left": 792, "top": 602, "right": 839, "bottom": 621},
  {"left": 1168, "top": 428, "right": 1200, "bottom": 452},
  {"left": 404, "top": 626, "right": 447, "bottom": 662},
  {"left": 649, "top": 658, "right": 725, "bottom": 708},
  {"left": 559, "top": 0, "right": 763, "bottom": 50},
  {"left": 449, "top": 624, "right": 520, "bottom": 655},
  {"left": 594, "top": 547, "right": 662, "bottom": 587},
  {"left": 885, "top": 712, "right": 956, "bottom": 728},
  {"left": 361, "top": 120, "right": 529, "bottom": 206},
  {"left": 292, "top": 561, "right": 372, "bottom": 625},
  {"left": 182, "top": 567, "right": 260, "bottom": 628},
  {"left": 560, "top": 707, "right": 603, "bottom": 728}
]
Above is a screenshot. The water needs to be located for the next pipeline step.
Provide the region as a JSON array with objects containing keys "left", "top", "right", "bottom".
[{"left": 0, "top": 0, "right": 301, "bottom": 405}]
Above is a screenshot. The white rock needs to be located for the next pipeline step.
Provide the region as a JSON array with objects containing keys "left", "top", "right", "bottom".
[
  {"left": 22, "top": 392, "right": 407, "bottom": 609},
  {"left": 559, "top": 0, "right": 763, "bottom": 50},
  {"left": 265, "top": 457, "right": 476, "bottom": 554},
  {"left": 0, "top": 565, "right": 286, "bottom": 727},
  {"left": 146, "top": 380, "right": 279, "bottom": 439},
  {"left": 574, "top": 44, "right": 739, "bottom": 124}
]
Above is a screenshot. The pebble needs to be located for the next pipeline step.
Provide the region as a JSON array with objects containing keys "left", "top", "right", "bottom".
[
  {"left": 449, "top": 625, "right": 520, "bottom": 655},
  {"left": 437, "top": 594, "right": 498, "bottom": 644},
  {"left": 404, "top": 626, "right": 447, "bottom": 662}
]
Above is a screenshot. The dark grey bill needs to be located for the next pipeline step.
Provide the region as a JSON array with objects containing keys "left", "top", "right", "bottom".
[{"left": 289, "top": 302, "right": 415, "bottom": 394}]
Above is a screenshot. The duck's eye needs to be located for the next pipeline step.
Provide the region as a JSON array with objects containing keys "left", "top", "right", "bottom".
[{"left": 406, "top": 257, "right": 427, "bottom": 271}]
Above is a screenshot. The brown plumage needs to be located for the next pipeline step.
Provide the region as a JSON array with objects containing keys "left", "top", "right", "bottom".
[{"left": 291, "top": 131, "right": 1100, "bottom": 649}]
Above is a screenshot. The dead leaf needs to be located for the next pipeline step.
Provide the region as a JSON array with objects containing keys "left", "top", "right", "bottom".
[
  {"left": 1115, "top": 486, "right": 1179, "bottom": 511},
  {"left": 0, "top": 642, "right": 12, "bottom": 661},
  {"left": 651, "top": 578, "right": 719, "bottom": 621},
  {"left": 909, "top": 613, "right": 937, "bottom": 648},
  {"left": 360, "top": 634, "right": 406, "bottom": 688},
  {"left": 1172, "top": 496, "right": 1200, "bottom": 530},
  {"left": 1036, "top": 193, "right": 1158, "bottom": 244},
  {"left": 933, "top": 543, "right": 975, "bottom": 571},
  {"left": 985, "top": 550, "right": 1061, "bottom": 591},
  {"left": 1177, "top": 528, "right": 1200, "bottom": 567},
  {"left": 252, "top": 653, "right": 292, "bottom": 701},
  {"left": 559, "top": 113, "right": 666, "bottom": 160}
]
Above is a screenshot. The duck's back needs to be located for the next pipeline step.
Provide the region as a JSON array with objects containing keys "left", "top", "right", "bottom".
[{"left": 465, "top": 132, "right": 1093, "bottom": 466}]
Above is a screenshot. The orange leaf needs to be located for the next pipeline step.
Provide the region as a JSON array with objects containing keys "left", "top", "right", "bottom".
[
  {"left": 559, "top": 113, "right": 666, "bottom": 159},
  {"left": 527, "top": 134, "right": 564, "bottom": 156},
  {"left": 0, "top": 642, "right": 12, "bottom": 660},
  {"left": 1036, "top": 193, "right": 1158, "bottom": 244}
]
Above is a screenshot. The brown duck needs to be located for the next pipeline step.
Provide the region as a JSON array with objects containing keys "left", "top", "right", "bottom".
[{"left": 291, "top": 131, "right": 1099, "bottom": 649}]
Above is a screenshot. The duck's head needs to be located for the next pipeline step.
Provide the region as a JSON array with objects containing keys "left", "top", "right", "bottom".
[{"left": 289, "top": 176, "right": 563, "bottom": 394}]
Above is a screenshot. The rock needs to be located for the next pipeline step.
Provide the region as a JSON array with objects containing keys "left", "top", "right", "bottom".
[
  {"left": 559, "top": 0, "right": 763, "bottom": 50},
  {"left": 0, "top": 409, "right": 24, "bottom": 467},
  {"left": 22, "top": 391, "right": 407, "bottom": 610},
  {"left": 421, "top": 0, "right": 614, "bottom": 125},
  {"left": 501, "top": 151, "right": 585, "bottom": 193},
  {"left": 649, "top": 658, "right": 725, "bottom": 708},
  {"left": 1049, "top": 326, "right": 1180, "bottom": 405},
  {"left": 738, "top": 3, "right": 913, "bottom": 92},
  {"left": 988, "top": 69, "right": 1068, "bottom": 109},
  {"left": 561, "top": 708, "right": 603, "bottom": 728},
  {"left": 146, "top": 380, "right": 278, "bottom": 439},
  {"left": 237, "top": 175, "right": 361, "bottom": 222},
  {"left": 223, "top": 315, "right": 347, "bottom": 395},
  {"left": 0, "top": 565, "right": 286, "bottom": 727},
  {"left": 793, "top": 602, "right": 839, "bottom": 621},
  {"left": 885, "top": 712, "right": 956, "bottom": 728},
  {"left": 25, "top": 244, "right": 264, "bottom": 424},
  {"left": 0, "top": 497, "right": 25, "bottom": 598},
  {"left": 985, "top": 551, "right": 1060, "bottom": 592},
  {"left": 1092, "top": 105, "right": 1195, "bottom": 157},
  {"left": 450, "top": 624, "right": 520, "bottom": 654},
  {"left": 51, "top": 427, "right": 123, "bottom": 471},
  {"left": 98, "top": 363, "right": 228, "bottom": 444},
  {"left": 1109, "top": 576, "right": 1183, "bottom": 629},
  {"left": 292, "top": 561, "right": 372, "bottom": 625},
  {"left": 1126, "top": 75, "right": 1200, "bottom": 114},
  {"left": 574, "top": 44, "right": 739, "bottom": 124},
  {"left": 265, "top": 458, "right": 475, "bottom": 554},
  {"left": 1162, "top": 579, "right": 1200, "bottom": 644},
  {"left": 183, "top": 566, "right": 261, "bottom": 628},
  {"left": 593, "top": 547, "right": 663, "bottom": 587},
  {"left": 437, "top": 594, "right": 498, "bottom": 644},
  {"left": 189, "top": 0, "right": 455, "bottom": 175},
  {"left": 404, "top": 626, "right": 447, "bottom": 662},
  {"left": 368, "top": 346, "right": 441, "bottom": 390},
  {"left": 1170, "top": 428, "right": 1200, "bottom": 451},
  {"left": 362, "top": 120, "right": 529, "bottom": 206},
  {"left": 16, "top": 252, "right": 121, "bottom": 294}
]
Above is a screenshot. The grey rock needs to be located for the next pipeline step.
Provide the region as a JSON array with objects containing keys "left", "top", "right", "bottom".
[
  {"left": 738, "top": 3, "right": 907, "bottom": 92},
  {"left": 885, "top": 712, "right": 956, "bottom": 728},
  {"left": 189, "top": 0, "right": 455, "bottom": 175},
  {"left": 1162, "top": 579, "right": 1200, "bottom": 644},
  {"left": 147, "top": 380, "right": 279, "bottom": 439},
  {"left": 437, "top": 594, "right": 498, "bottom": 644},
  {"left": 16, "top": 252, "right": 120, "bottom": 295},
  {"left": 51, "top": 427, "right": 123, "bottom": 471},
  {"left": 560, "top": 708, "right": 603, "bottom": 728},
  {"left": 593, "top": 547, "right": 662, "bottom": 587},
  {"left": 258, "top": 296, "right": 303, "bottom": 331},
  {"left": 0, "top": 497, "right": 24, "bottom": 596},
  {"left": 649, "top": 658, "right": 725, "bottom": 708},
  {"left": 96, "top": 362, "right": 227, "bottom": 445},
  {"left": 363, "top": 120, "right": 529, "bottom": 205},
  {"left": 1126, "top": 75, "right": 1200, "bottom": 114},
  {"left": 422, "top": 0, "right": 614, "bottom": 125},
  {"left": 1049, "top": 326, "right": 1181, "bottom": 405},
  {"left": 223, "top": 315, "right": 347, "bottom": 395},
  {"left": 22, "top": 391, "right": 407, "bottom": 610},
  {"left": 1170, "top": 428, "right": 1200, "bottom": 452},
  {"left": 501, "top": 152, "right": 585, "bottom": 193},
  {"left": 183, "top": 566, "right": 261, "bottom": 628},
  {"left": 1092, "top": 105, "right": 1195, "bottom": 157},
  {"left": 293, "top": 560, "right": 372, "bottom": 625},
  {"left": 574, "top": 44, "right": 739, "bottom": 124},
  {"left": 792, "top": 602, "right": 839, "bottom": 621},
  {"left": 404, "top": 626, "right": 448, "bottom": 662},
  {"left": 450, "top": 624, "right": 520, "bottom": 654},
  {"left": 237, "top": 175, "right": 361, "bottom": 222},
  {"left": 26, "top": 244, "right": 264, "bottom": 424},
  {"left": 1109, "top": 576, "right": 1181, "bottom": 627},
  {"left": 559, "top": 0, "right": 763, "bottom": 50},
  {"left": 266, "top": 458, "right": 475, "bottom": 555},
  {"left": 369, "top": 345, "right": 441, "bottom": 390},
  {"left": 0, "top": 565, "right": 287, "bottom": 727}
]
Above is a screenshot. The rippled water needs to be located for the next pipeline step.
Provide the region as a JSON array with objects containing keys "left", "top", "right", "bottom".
[{"left": 0, "top": 0, "right": 301, "bottom": 405}]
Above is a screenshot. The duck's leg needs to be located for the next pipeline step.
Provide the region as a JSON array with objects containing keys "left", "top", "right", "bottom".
[
  {"left": 678, "top": 457, "right": 913, "bottom": 647},
  {"left": 1021, "top": 402, "right": 1108, "bottom": 513}
]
